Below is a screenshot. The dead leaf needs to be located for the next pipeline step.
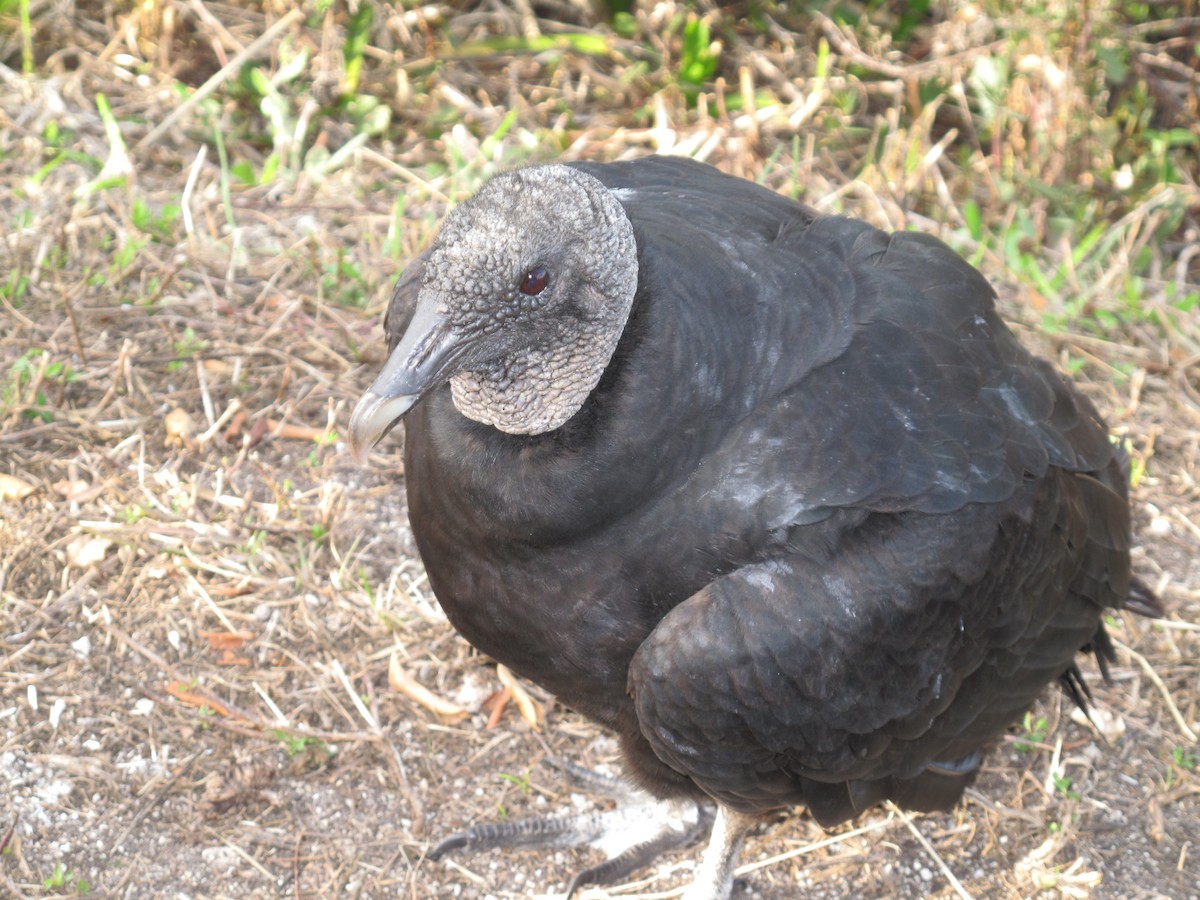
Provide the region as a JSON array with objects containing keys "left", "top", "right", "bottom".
[
  {"left": 1149, "top": 797, "right": 1165, "bottom": 843},
  {"left": 266, "top": 418, "right": 334, "bottom": 442},
  {"left": 483, "top": 686, "right": 512, "bottom": 729},
  {"left": 248, "top": 416, "right": 270, "bottom": 446},
  {"left": 201, "top": 630, "right": 254, "bottom": 650},
  {"left": 207, "top": 582, "right": 254, "bottom": 598},
  {"left": 52, "top": 478, "right": 90, "bottom": 500},
  {"left": 497, "top": 664, "right": 544, "bottom": 732},
  {"left": 0, "top": 473, "right": 36, "bottom": 500},
  {"left": 1070, "top": 704, "right": 1125, "bottom": 742},
  {"left": 66, "top": 536, "right": 113, "bottom": 568},
  {"left": 1160, "top": 783, "right": 1200, "bottom": 806},
  {"left": 0, "top": 815, "right": 16, "bottom": 855},
  {"left": 54, "top": 479, "right": 105, "bottom": 503},
  {"left": 201, "top": 773, "right": 242, "bottom": 813},
  {"left": 388, "top": 653, "right": 468, "bottom": 722},
  {"left": 199, "top": 631, "right": 255, "bottom": 665},
  {"left": 222, "top": 408, "right": 248, "bottom": 442},
  {"left": 164, "top": 407, "right": 195, "bottom": 447},
  {"left": 166, "top": 681, "right": 232, "bottom": 717}
]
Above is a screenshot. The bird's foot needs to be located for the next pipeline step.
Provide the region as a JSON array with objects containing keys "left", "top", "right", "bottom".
[
  {"left": 679, "top": 804, "right": 760, "bottom": 900},
  {"left": 428, "top": 758, "right": 713, "bottom": 898}
]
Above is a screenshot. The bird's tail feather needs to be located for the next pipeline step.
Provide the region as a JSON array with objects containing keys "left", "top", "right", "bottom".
[
  {"left": 802, "top": 752, "right": 983, "bottom": 828},
  {"left": 1125, "top": 574, "right": 1164, "bottom": 619}
]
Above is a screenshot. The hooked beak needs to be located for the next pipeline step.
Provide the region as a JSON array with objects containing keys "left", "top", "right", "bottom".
[{"left": 348, "top": 297, "right": 466, "bottom": 463}]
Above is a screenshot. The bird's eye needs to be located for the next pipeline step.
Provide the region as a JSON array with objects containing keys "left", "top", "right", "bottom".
[{"left": 519, "top": 266, "right": 549, "bottom": 296}]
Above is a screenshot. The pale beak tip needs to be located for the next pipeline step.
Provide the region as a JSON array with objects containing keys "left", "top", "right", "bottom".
[{"left": 347, "top": 389, "right": 418, "bottom": 465}]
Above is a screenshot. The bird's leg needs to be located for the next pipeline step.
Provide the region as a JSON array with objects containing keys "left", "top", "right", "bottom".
[
  {"left": 428, "top": 758, "right": 712, "bottom": 897},
  {"left": 682, "top": 804, "right": 762, "bottom": 900}
]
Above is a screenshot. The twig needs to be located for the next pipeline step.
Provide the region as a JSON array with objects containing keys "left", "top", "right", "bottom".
[
  {"left": 222, "top": 839, "right": 275, "bottom": 879},
  {"left": 360, "top": 146, "right": 452, "bottom": 203},
  {"left": 293, "top": 831, "right": 304, "bottom": 900},
  {"left": 1111, "top": 637, "right": 1198, "bottom": 743},
  {"left": 183, "top": 569, "right": 240, "bottom": 634},
  {"left": 1154, "top": 619, "right": 1200, "bottom": 632},
  {"left": 0, "top": 815, "right": 16, "bottom": 854},
  {"left": 5, "top": 567, "right": 102, "bottom": 643},
  {"left": 109, "top": 753, "right": 199, "bottom": 850},
  {"left": 102, "top": 619, "right": 378, "bottom": 742},
  {"left": 962, "top": 788, "right": 1043, "bottom": 825},
  {"left": 252, "top": 681, "right": 289, "bottom": 726},
  {"left": 1172, "top": 508, "right": 1200, "bottom": 544},
  {"left": 134, "top": 8, "right": 305, "bottom": 152},
  {"left": 362, "top": 661, "right": 428, "bottom": 838},
  {"left": 1125, "top": 16, "right": 1200, "bottom": 36},
  {"left": 734, "top": 814, "right": 895, "bottom": 876},
  {"left": 330, "top": 658, "right": 378, "bottom": 730},
  {"left": 885, "top": 802, "right": 974, "bottom": 900},
  {"left": 590, "top": 814, "right": 896, "bottom": 899},
  {"left": 813, "top": 10, "right": 1005, "bottom": 80},
  {"left": 181, "top": 143, "right": 207, "bottom": 235},
  {"left": 195, "top": 397, "right": 243, "bottom": 445}
]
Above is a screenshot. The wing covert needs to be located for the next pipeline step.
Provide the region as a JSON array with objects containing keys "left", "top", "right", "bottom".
[{"left": 628, "top": 466, "right": 1126, "bottom": 814}]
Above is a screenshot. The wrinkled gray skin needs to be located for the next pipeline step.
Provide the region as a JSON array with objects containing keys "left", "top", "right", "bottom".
[{"left": 349, "top": 165, "right": 638, "bottom": 450}]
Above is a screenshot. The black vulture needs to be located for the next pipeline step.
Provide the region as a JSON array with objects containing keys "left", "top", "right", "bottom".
[{"left": 348, "top": 156, "right": 1159, "bottom": 899}]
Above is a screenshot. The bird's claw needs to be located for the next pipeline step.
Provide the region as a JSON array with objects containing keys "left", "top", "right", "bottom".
[{"left": 428, "top": 765, "right": 712, "bottom": 894}]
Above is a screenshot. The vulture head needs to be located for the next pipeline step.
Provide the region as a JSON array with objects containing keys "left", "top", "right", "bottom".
[{"left": 348, "top": 165, "right": 638, "bottom": 457}]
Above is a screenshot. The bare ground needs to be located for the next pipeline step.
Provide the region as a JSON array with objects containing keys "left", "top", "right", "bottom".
[{"left": 2, "top": 5, "right": 1200, "bottom": 899}]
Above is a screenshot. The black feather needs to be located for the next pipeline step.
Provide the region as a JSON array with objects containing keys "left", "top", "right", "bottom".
[{"left": 373, "top": 156, "right": 1160, "bottom": 830}]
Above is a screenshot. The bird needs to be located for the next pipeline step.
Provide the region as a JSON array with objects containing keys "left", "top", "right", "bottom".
[{"left": 347, "top": 155, "right": 1160, "bottom": 899}]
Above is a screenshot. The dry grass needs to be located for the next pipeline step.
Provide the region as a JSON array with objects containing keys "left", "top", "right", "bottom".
[{"left": 2, "top": 2, "right": 1199, "bottom": 898}]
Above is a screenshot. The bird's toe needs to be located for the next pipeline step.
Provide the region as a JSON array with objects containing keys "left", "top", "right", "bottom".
[{"left": 427, "top": 772, "right": 711, "bottom": 895}]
